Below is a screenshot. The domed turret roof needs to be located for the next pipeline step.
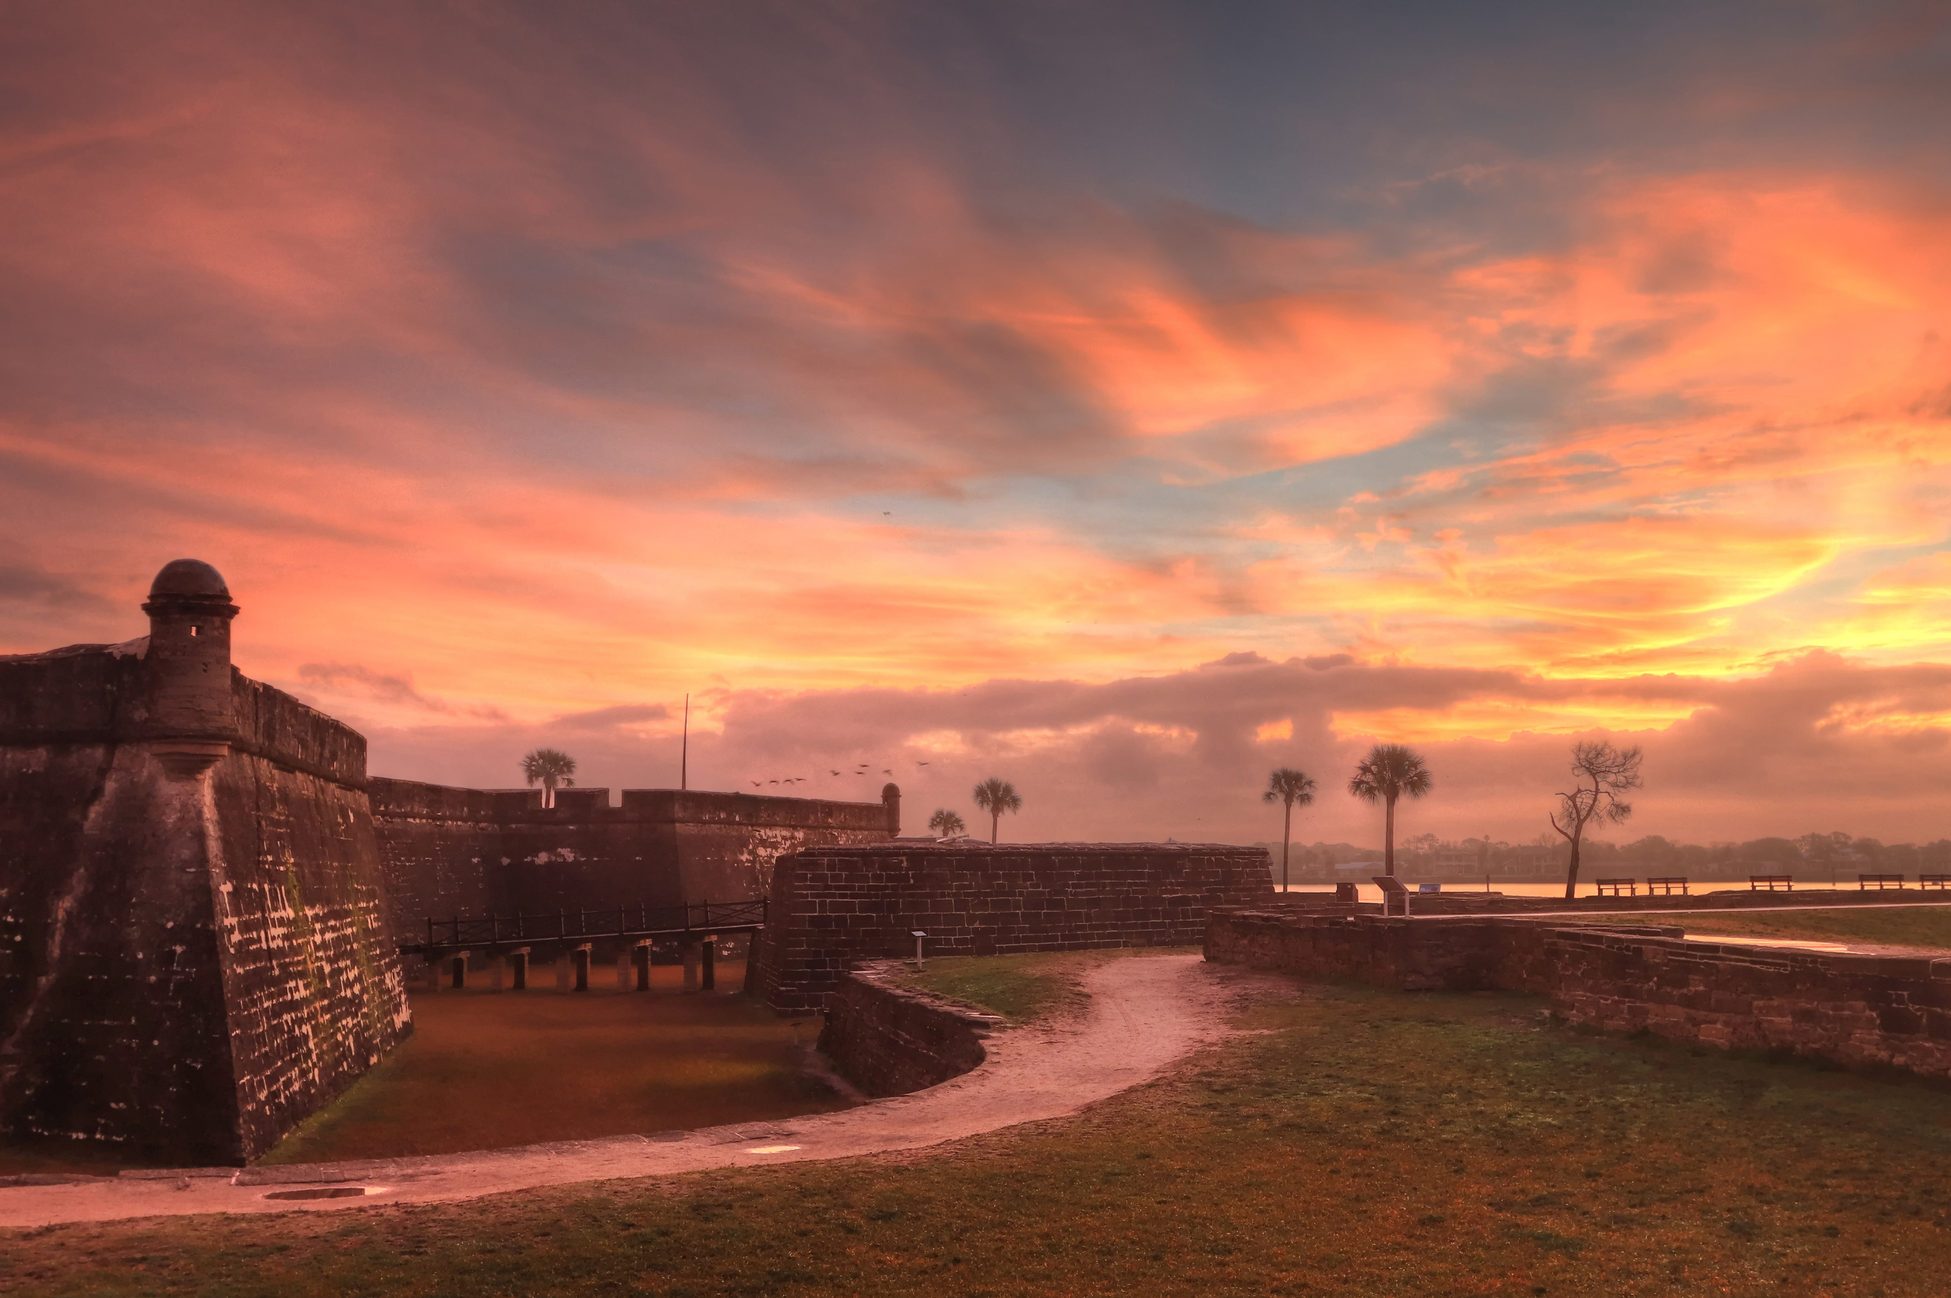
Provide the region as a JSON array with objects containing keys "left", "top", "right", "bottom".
[{"left": 147, "top": 559, "right": 232, "bottom": 602}]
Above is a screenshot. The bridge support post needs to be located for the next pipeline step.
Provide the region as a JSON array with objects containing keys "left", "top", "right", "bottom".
[
  {"left": 449, "top": 952, "right": 471, "bottom": 991},
  {"left": 682, "top": 938, "right": 701, "bottom": 993},
  {"left": 633, "top": 941, "right": 652, "bottom": 991},
  {"left": 509, "top": 948, "right": 529, "bottom": 991},
  {"left": 572, "top": 943, "right": 593, "bottom": 993},
  {"left": 701, "top": 935, "right": 717, "bottom": 992}
]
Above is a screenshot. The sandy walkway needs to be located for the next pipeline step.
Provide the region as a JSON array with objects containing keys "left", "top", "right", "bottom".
[{"left": 0, "top": 952, "right": 1235, "bottom": 1229}]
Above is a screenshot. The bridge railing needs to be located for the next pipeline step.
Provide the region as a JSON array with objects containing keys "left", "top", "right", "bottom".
[{"left": 417, "top": 898, "right": 768, "bottom": 951}]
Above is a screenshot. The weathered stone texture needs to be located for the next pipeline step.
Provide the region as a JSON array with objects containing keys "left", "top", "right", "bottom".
[
  {"left": 817, "top": 961, "right": 997, "bottom": 1096},
  {"left": 0, "top": 565, "right": 409, "bottom": 1164},
  {"left": 208, "top": 742, "right": 408, "bottom": 1158},
  {"left": 1206, "top": 910, "right": 1951, "bottom": 1080},
  {"left": 752, "top": 842, "right": 1274, "bottom": 1012},
  {"left": 0, "top": 740, "right": 238, "bottom": 1158},
  {"left": 369, "top": 779, "right": 517, "bottom": 941},
  {"left": 370, "top": 780, "right": 898, "bottom": 943}
]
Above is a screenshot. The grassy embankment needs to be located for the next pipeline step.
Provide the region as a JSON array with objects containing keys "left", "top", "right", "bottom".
[
  {"left": 1672, "top": 905, "right": 1951, "bottom": 951},
  {"left": 10, "top": 967, "right": 1951, "bottom": 1295},
  {"left": 894, "top": 950, "right": 1100, "bottom": 1023}
]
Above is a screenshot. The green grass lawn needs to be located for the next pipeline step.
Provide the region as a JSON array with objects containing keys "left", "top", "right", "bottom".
[
  {"left": 1672, "top": 905, "right": 1951, "bottom": 950},
  {"left": 10, "top": 972, "right": 1951, "bottom": 1296},
  {"left": 894, "top": 951, "right": 1098, "bottom": 1023}
]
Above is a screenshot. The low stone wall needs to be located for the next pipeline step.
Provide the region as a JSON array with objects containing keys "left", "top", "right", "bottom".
[
  {"left": 1207, "top": 910, "right": 1951, "bottom": 1080},
  {"left": 817, "top": 961, "right": 999, "bottom": 1096},
  {"left": 1206, "top": 910, "right": 1519, "bottom": 990},
  {"left": 753, "top": 841, "right": 1273, "bottom": 1012}
]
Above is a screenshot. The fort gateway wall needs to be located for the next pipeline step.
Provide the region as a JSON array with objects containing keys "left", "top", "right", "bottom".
[
  {"left": 752, "top": 841, "right": 1274, "bottom": 1012},
  {"left": 370, "top": 779, "right": 900, "bottom": 945},
  {"left": 0, "top": 563, "right": 408, "bottom": 1163}
]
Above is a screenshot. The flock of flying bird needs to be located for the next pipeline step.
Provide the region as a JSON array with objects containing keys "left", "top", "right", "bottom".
[{"left": 749, "top": 759, "right": 930, "bottom": 789}]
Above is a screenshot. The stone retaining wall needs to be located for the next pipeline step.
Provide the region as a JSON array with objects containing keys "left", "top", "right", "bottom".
[
  {"left": 753, "top": 842, "right": 1272, "bottom": 1012},
  {"left": 1207, "top": 909, "right": 1951, "bottom": 1079},
  {"left": 817, "top": 961, "right": 999, "bottom": 1096}
]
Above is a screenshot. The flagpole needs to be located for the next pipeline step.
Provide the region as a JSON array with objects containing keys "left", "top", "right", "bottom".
[{"left": 681, "top": 693, "right": 689, "bottom": 791}]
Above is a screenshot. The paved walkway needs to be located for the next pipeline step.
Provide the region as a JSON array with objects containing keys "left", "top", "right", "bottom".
[{"left": 0, "top": 953, "right": 1237, "bottom": 1229}]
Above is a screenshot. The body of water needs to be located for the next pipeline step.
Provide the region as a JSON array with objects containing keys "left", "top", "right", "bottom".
[{"left": 1278, "top": 879, "right": 1787, "bottom": 905}]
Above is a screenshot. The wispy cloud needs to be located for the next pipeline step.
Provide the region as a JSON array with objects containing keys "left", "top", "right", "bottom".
[{"left": 1, "top": 2, "right": 1948, "bottom": 840}]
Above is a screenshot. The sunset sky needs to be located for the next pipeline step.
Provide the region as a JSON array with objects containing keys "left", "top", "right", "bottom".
[{"left": 4, "top": 2, "right": 1950, "bottom": 847}]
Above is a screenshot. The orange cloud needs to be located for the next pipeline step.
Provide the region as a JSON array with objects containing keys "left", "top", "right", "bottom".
[{"left": 4, "top": 4, "right": 1951, "bottom": 846}]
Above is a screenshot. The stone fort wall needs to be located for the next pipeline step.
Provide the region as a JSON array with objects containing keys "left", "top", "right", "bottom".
[
  {"left": 0, "top": 563, "right": 409, "bottom": 1163},
  {"left": 751, "top": 841, "right": 1274, "bottom": 1012},
  {"left": 1206, "top": 909, "right": 1951, "bottom": 1081},
  {"left": 370, "top": 779, "right": 900, "bottom": 945}
]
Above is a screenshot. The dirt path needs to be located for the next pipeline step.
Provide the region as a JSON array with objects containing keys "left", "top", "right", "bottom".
[{"left": 0, "top": 952, "right": 1237, "bottom": 1229}]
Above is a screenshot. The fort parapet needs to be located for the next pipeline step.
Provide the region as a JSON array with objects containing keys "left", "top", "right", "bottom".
[
  {"left": 0, "top": 561, "right": 409, "bottom": 1163},
  {"left": 370, "top": 779, "right": 901, "bottom": 944}
]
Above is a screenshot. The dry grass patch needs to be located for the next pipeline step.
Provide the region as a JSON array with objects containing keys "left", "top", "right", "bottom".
[{"left": 264, "top": 964, "right": 847, "bottom": 1163}]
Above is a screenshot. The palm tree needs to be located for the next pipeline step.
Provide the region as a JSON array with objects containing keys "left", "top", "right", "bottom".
[
  {"left": 521, "top": 747, "right": 577, "bottom": 809},
  {"left": 1347, "top": 744, "right": 1432, "bottom": 877},
  {"left": 1262, "top": 768, "right": 1317, "bottom": 892},
  {"left": 972, "top": 777, "right": 1022, "bottom": 843},
  {"left": 927, "top": 808, "right": 968, "bottom": 839}
]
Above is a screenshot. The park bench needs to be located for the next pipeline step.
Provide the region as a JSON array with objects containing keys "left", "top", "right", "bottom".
[
  {"left": 1645, "top": 876, "right": 1690, "bottom": 895},
  {"left": 1373, "top": 875, "right": 1412, "bottom": 917},
  {"left": 1919, "top": 874, "right": 1951, "bottom": 890},
  {"left": 1859, "top": 873, "right": 1907, "bottom": 891},
  {"left": 1594, "top": 878, "right": 1638, "bottom": 897},
  {"left": 1749, "top": 874, "right": 1795, "bottom": 892}
]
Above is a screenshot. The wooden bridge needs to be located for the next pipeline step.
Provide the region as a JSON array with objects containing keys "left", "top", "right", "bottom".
[{"left": 400, "top": 898, "right": 767, "bottom": 994}]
